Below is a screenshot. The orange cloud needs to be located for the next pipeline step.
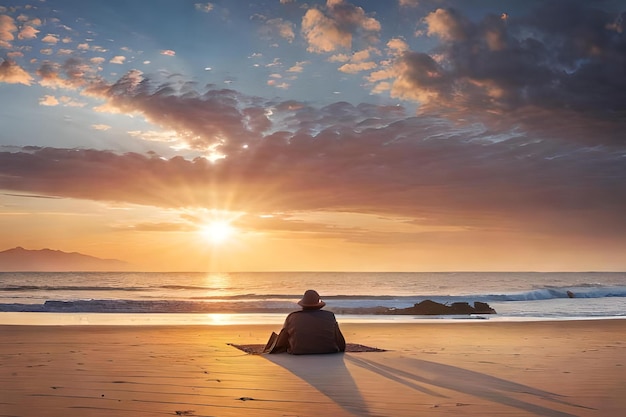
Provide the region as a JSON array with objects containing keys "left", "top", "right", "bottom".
[
  {"left": 18, "top": 24, "right": 39, "bottom": 40},
  {"left": 337, "top": 48, "right": 379, "bottom": 73},
  {"left": 0, "top": 59, "right": 33, "bottom": 85},
  {"left": 0, "top": 14, "right": 17, "bottom": 48},
  {"left": 287, "top": 61, "right": 308, "bottom": 73},
  {"left": 424, "top": 8, "right": 470, "bottom": 42},
  {"left": 59, "top": 96, "right": 86, "bottom": 107},
  {"left": 41, "top": 33, "right": 60, "bottom": 44},
  {"left": 109, "top": 55, "right": 126, "bottom": 64},
  {"left": 302, "top": 8, "right": 348, "bottom": 53},
  {"left": 91, "top": 124, "right": 112, "bottom": 131},
  {"left": 302, "top": 0, "right": 381, "bottom": 53},
  {"left": 338, "top": 61, "right": 376, "bottom": 74},
  {"left": 39, "top": 95, "right": 59, "bottom": 106},
  {"left": 387, "top": 38, "right": 409, "bottom": 55}
]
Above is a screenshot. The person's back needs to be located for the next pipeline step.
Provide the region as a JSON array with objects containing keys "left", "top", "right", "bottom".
[
  {"left": 283, "top": 308, "right": 345, "bottom": 354},
  {"left": 265, "top": 289, "right": 346, "bottom": 355}
]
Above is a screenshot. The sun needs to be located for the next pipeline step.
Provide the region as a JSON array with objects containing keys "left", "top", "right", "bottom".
[{"left": 199, "top": 220, "right": 236, "bottom": 245}]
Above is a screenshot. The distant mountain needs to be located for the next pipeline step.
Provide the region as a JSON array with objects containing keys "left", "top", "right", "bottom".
[{"left": 0, "top": 247, "right": 132, "bottom": 272}]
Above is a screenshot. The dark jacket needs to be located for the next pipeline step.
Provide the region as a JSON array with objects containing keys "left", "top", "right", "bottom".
[{"left": 276, "top": 309, "right": 346, "bottom": 355}]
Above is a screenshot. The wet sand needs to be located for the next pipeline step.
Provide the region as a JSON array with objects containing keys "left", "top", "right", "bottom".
[{"left": 1, "top": 320, "right": 624, "bottom": 416}]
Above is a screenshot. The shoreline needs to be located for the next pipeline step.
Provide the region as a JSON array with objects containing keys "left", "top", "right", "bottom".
[
  {"left": 1, "top": 320, "right": 624, "bottom": 416},
  {"left": 1, "top": 311, "right": 625, "bottom": 326}
]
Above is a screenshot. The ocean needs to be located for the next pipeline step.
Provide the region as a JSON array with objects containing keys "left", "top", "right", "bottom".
[{"left": 0, "top": 271, "right": 624, "bottom": 325}]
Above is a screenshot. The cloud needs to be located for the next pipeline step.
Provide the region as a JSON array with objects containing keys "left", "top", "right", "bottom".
[
  {"left": 0, "top": 59, "right": 33, "bottom": 85},
  {"left": 0, "top": 0, "right": 621, "bottom": 248},
  {"left": 115, "top": 221, "right": 195, "bottom": 233},
  {"left": 91, "top": 124, "right": 112, "bottom": 131},
  {"left": 160, "top": 49, "right": 176, "bottom": 56},
  {"left": 267, "top": 78, "right": 290, "bottom": 89},
  {"left": 41, "top": 34, "right": 60, "bottom": 44},
  {"left": 302, "top": 9, "right": 345, "bottom": 53},
  {"left": 336, "top": 48, "right": 378, "bottom": 73},
  {"left": 371, "top": 80, "right": 391, "bottom": 94},
  {"left": 399, "top": 0, "right": 419, "bottom": 7},
  {"left": 1, "top": 192, "right": 62, "bottom": 199},
  {"left": 18, "top": 24, "right": 39, "bottom": 40},
  {"left": 36, "top": 93, "right": 85, "bottom": 107},
  {"left": 127, "top": 130, "right": 181, "bottom": 143},
  {"left": 59, "top": 96, "right": 86, "bottom": 107},
  {"left": 338, "top": 61, "right": 376, "bottom": 73},
  {"left": 287, "top": 61, "right": 308, "bottom": 73},
  {"left": 388, "top": 51, "right": 451, "bottom": 105},
  {"left": 424, "top": 8, "right": 471, "bottom": 42},
  {"left": 265, "top": 57, "right": 281, "bottom": 67},
  {"left": 36, "top": 58, "right": 97, "bottom": 90},
  {"left": 261, "top": 17, "right": 295, "bottom": 43},
  {"left": 0, "top": 106, "right": 624, "bottom": 242},
  {"left": 328, "top": 53, "right": 349, "bottom": 63},
  {"left": 386, "top": 37, "right": 409, "bottom": 55},
  {"left": 0, "top": 14, "right": 17, "bottom": 47},
  {"left": 0, "top": 37, "right": 624, "bottom": 245},
  {"left": 37, "top": 57, "right": 102, "bottom": 90},
  {"left": 37, "top": 61, "right": 73, "bottom": 89},
  {"left": 83, "top": 70, "right": 273, "bottom": 156},
  {"left": 387, "top": 2, "right": 626, "bottom": 117},
  {"left": 109, "top": 55, "right": 126, "bottom": 64},
  {"left": 302, "top": 0, "right": 381, "bottom": 53},
  {"left": 39, "top": 95, "right": 59, "bottom": 106},
  {"left": 194, "top": 3, "right": 214, "bottom": 13}
]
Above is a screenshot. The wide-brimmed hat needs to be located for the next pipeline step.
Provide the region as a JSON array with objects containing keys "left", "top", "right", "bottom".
[{"left": 297, "top": 289, "right": 326, "bottom": 309}]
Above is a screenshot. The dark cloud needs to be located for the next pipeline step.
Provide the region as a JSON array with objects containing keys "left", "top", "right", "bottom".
[
  {"left": 394, "top": 1, "right": 626, "bottom": 118},
  {"left": 84, "top": 70, "right": 270, "bottom": 153}
]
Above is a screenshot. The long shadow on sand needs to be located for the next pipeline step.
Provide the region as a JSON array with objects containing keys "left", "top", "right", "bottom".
[
  {"left": 264, "top": 353, "right": 371, "bottom": 416},
  {"left": 345, "top": 355, "right": 594, "bottom": 417}
]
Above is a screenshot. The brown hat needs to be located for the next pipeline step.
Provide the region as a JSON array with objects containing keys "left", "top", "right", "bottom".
[{"left": 297, "top": 289, "right": 326, "bottom": 309}]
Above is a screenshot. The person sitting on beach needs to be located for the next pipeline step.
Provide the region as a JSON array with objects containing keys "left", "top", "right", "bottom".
[{"left": 264, "top": 289, "right": 346, "bottom": 355}]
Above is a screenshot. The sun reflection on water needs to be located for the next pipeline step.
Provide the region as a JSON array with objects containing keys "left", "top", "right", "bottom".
[{"left": 202, "top": 272, "right": 233, "bottom": 297}]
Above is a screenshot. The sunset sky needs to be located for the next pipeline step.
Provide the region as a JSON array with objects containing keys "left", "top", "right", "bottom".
[{"left": 1, "top": 0, "right": 625, "bottom": 272}]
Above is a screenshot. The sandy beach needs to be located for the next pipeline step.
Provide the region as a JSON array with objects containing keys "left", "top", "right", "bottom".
[{"left": 1, "top": 319, "right": 624, "bottom": 417}]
